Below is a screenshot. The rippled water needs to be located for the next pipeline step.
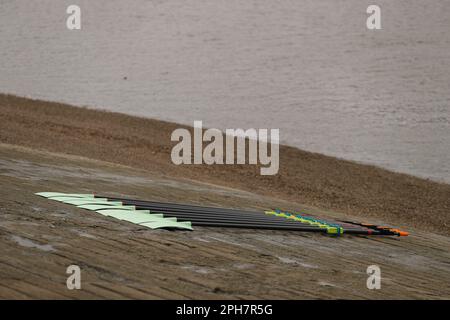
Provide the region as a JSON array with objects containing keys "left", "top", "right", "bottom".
[{"left": 1, "top": 0, "right": 449, "bottom": 182}]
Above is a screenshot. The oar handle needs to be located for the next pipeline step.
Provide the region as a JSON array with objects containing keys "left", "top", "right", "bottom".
[{"left": 342, "top": 221, "right": 409, "bottom": 236}]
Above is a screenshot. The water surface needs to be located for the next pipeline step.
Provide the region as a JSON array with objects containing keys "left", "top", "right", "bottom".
[{"left": 1, "top": 0, "right": 449, "bottom": 182}]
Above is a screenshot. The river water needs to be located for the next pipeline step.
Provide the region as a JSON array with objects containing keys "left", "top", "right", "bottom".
[{"left": 1, "top": 0, "right": 449, "bottom": 183}]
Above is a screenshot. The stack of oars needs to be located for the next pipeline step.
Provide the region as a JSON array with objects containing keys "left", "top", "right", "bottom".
[{"left": 97, "top": 196, "right": 408, "bottom": 236}]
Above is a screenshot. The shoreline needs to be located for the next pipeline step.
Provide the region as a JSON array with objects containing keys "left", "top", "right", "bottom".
[
  {"left": 1, "top": 93, "right": 449, "bottom": 235},
  {"left": 4, "top": 91, "right": 447, "bottom": 185}
]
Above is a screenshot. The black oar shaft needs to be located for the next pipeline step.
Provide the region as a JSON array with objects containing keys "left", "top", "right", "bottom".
[
  {"left": 131, "top": 205, "right": 370, "bottom": 230},
  {"left": 143, "top": 210, "right": 312, "bottom": 225},
  {"left": 188, "top": 221, "right": 327, "bottom": 232},
  {"left": 98, "top": 196, "right": 263, "bottom": 215},
  {"left": 128, "top": 203, "right": 264, "bottom": 217},
  {"left": 97, "top": 195, "right": 388, "bottom": 235},
  {"left": 149, "top": 213, "right": 324, "bottom": 228},
  {"left": 131, "top": 205, "right": 299, "bottom": 223},
  {"left": 103, "top": 197, "right": 367, "bottom": 228}
]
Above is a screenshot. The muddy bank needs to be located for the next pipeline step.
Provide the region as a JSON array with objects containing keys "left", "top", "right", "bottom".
[
  {"left": 0, "top": 144, "right": 449, "bottom": 299},
  {"left": 1, "top": 94, "right": 449, "bottom": 234}
]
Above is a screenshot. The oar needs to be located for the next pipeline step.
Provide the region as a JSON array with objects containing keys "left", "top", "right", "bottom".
[
  {"left": 97, "top": 196, "right": 264, "bottom": 215},
  {"left": 339, "top": 220, "right": 409, "bottom": 236},
  {"left": 97, "top": 195, "right": 401, "bottom": 236},
  {"left": 123, "top": 204, "right": 307, "bottom": 224}
]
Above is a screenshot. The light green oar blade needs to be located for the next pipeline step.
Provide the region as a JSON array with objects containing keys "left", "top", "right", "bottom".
[
  {"left": 36, "top": 192, "right": 94, "bottom": 198},
  {"left": 78, "top": 204, "right": 135, "bottom": 211},
  {"left": 119, "top": 213, "right": 170, "bottom": 224},
  {"left": 61, "top": 199, "right": 122, "bottom": 206},
  {"left": 140, "top": 221, "right": 193, "bottom": 230},
  {"left": 35, "top": 193, "right": 192, "bottom": 231},
  {"left": 47, "top": 196, "right": 107, "bottom": 202},
  {"left": 96, "top": 209, "right": 164, "bottom": 219}
]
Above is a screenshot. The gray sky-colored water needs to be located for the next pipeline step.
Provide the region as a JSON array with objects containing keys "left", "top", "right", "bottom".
[{"left": 0, "top": 0, "right": 449, "bottom": 182}]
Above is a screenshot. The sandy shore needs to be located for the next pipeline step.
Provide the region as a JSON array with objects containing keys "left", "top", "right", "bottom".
[{"left": 0, "top": 94, "right": 449, "bottom": 235}]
